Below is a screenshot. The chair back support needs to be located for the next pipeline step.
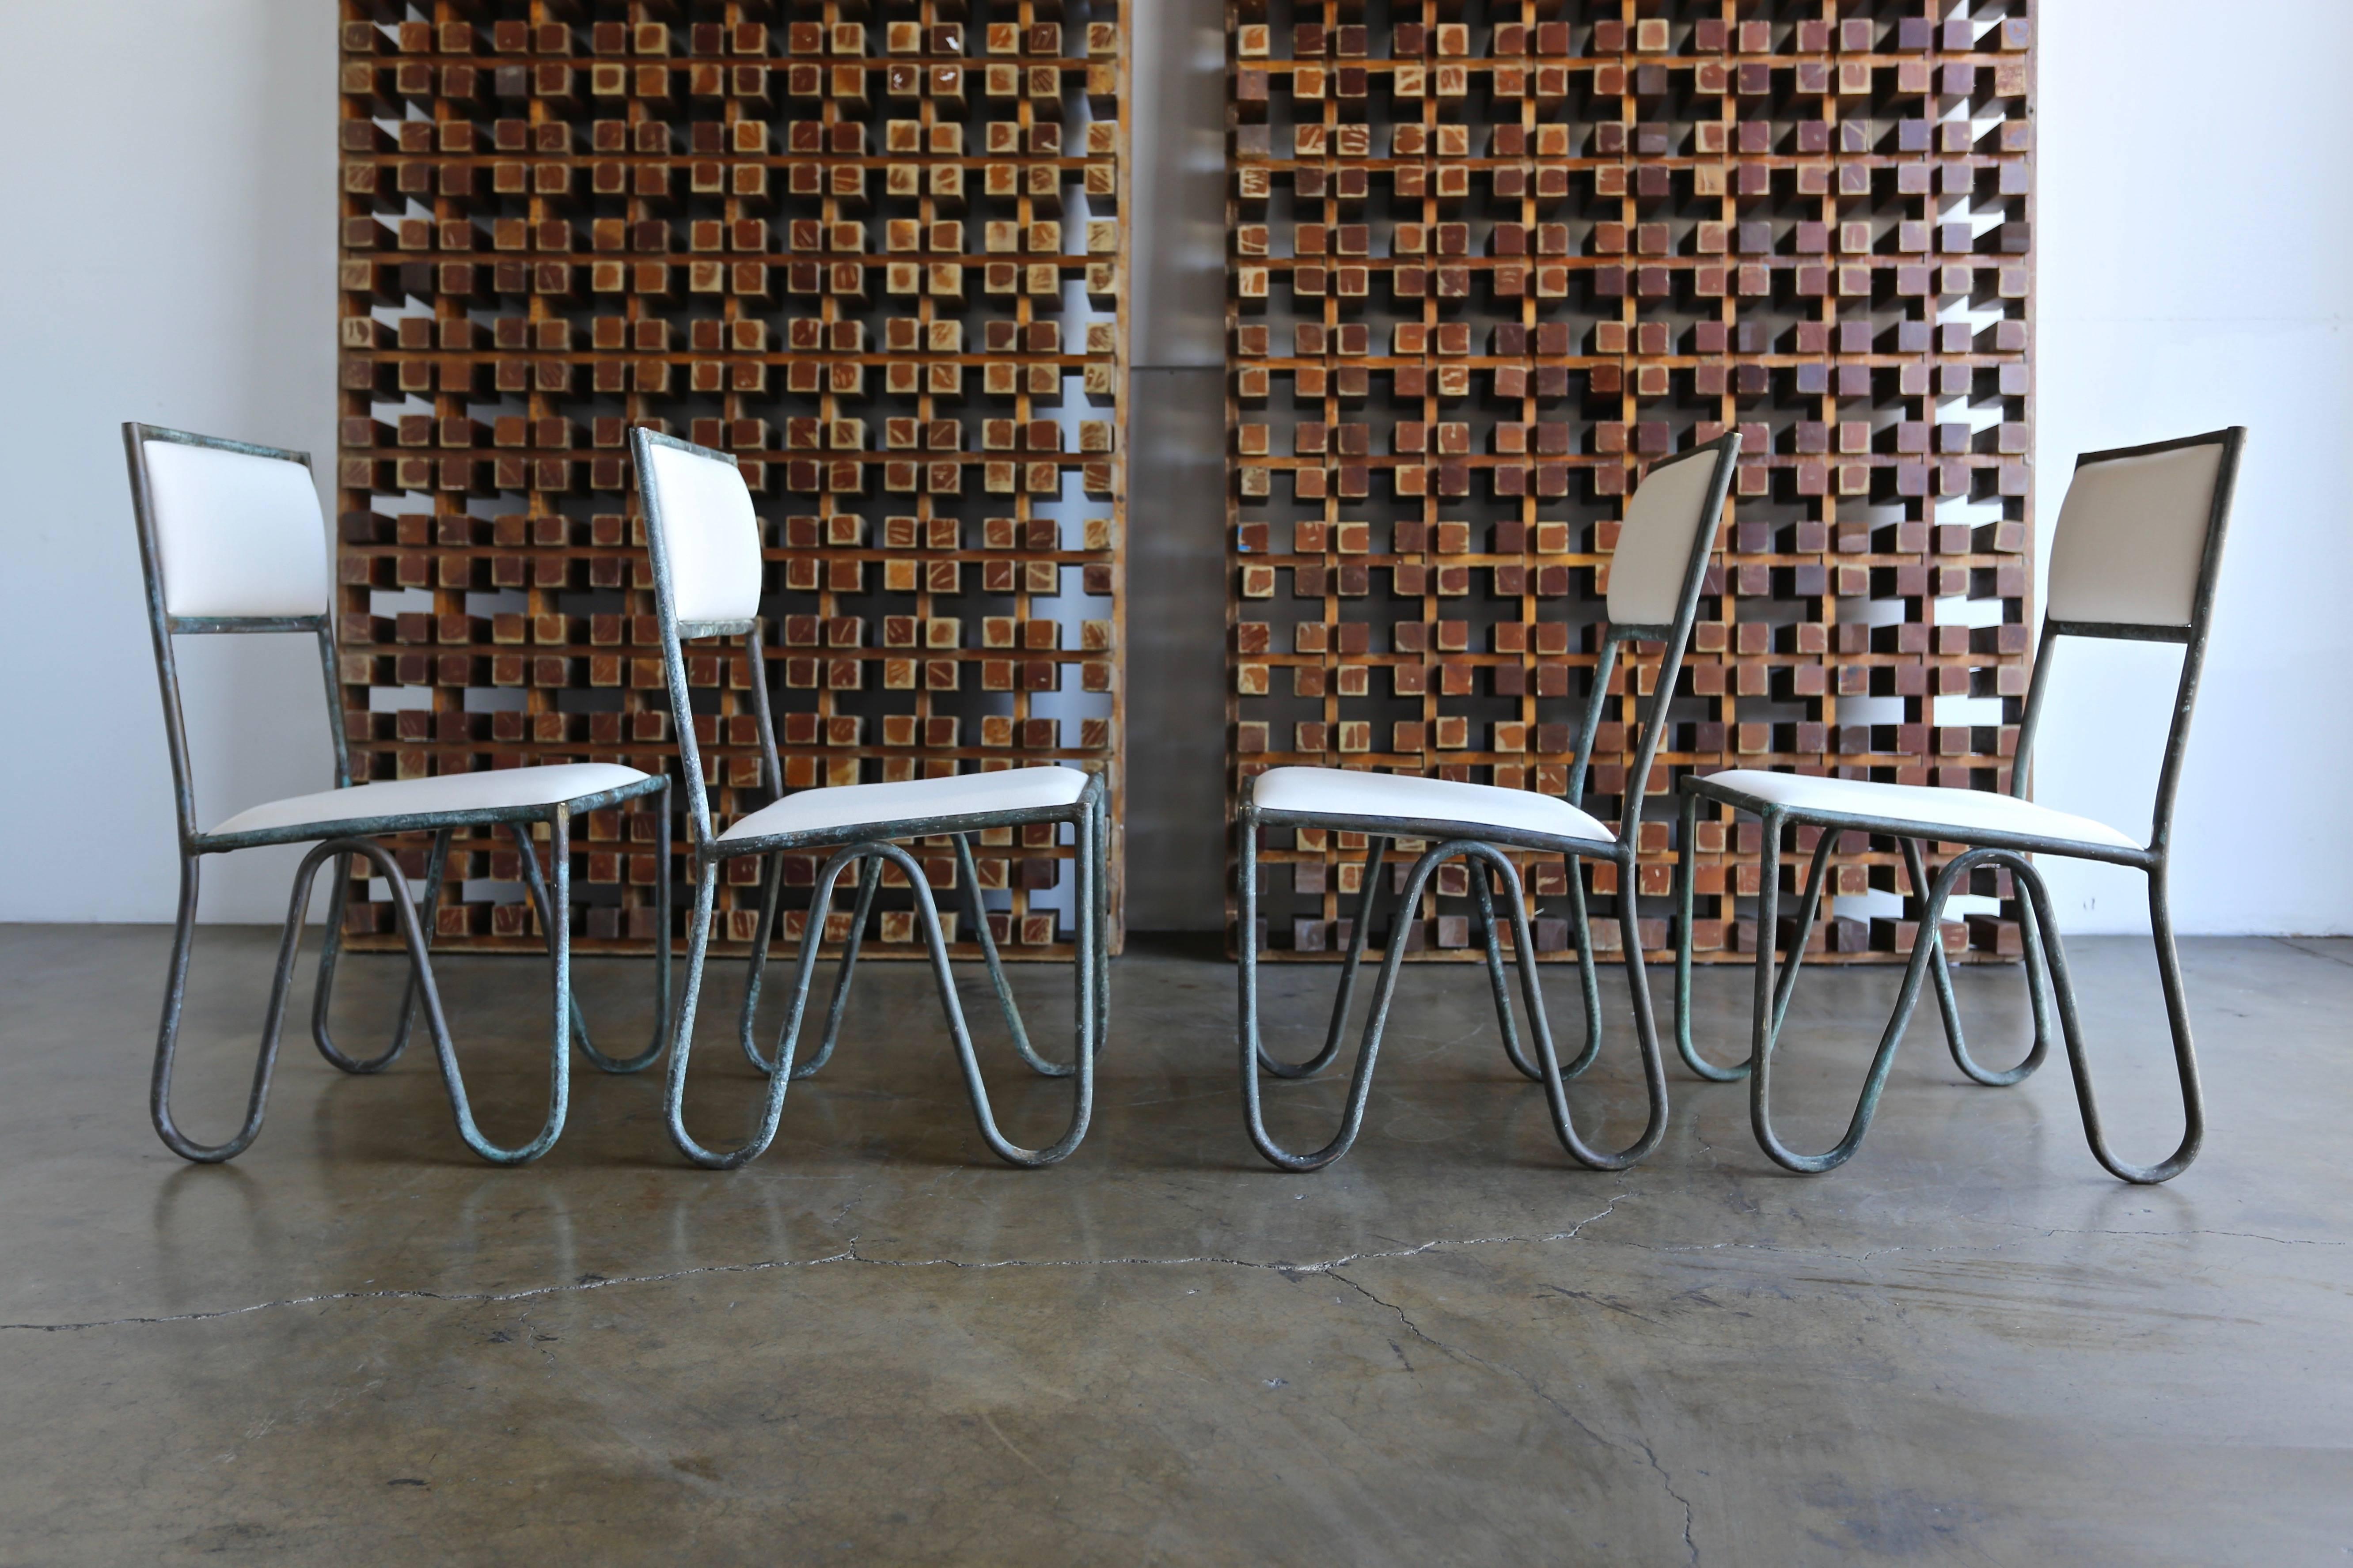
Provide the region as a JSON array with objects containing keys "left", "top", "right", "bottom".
[
  {"left": 2015, "top": 427, "right": 2243, "bottom": 851},
  {"left": 124, "top": 424, "right": 345, "bottom": 849},
  {"left": 1570, "top": 432, "right": 1739, "bottom": 843},
  {"left": 630, "top": 427, "right": 779, "bottom": 852},
  {"left": 138, "top": 433, "right": 331, "bottom": 621},
  {"left": 638, "top": 436, "right": 764, "bottom": 626},
  {"left": 2045, "top": 436, "right": 2230, "bottom": 631},
  {"left": 1607, "top": 441, "right": 1731, "bottom": 629}
]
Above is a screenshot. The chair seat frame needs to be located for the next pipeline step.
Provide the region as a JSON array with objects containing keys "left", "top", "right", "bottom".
[
  {"left": 1234, "top": 433, "right": 1742, "bottom": 1174},
  {"left": 634, "top": 427, "right": 1106, "bottom": 1171},
  {"left": 129, "top": 424, "right": 672, "bottom": 1167},
  {"left": 1670, "top": 428, "right": 2245, "bottom": 1185}
]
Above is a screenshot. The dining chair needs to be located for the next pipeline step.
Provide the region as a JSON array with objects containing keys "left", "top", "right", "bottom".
[
  {"left": 630, "top": 427, "right": 1107, "bottom": 1170},
  {"left": 1236, "top": 432, "right": 1741, "bottom": 1172},
  {"left": 1674, "top": 428, "right": 2244, "bottom": 1184},
  {"left": 125, "top": 423, "right": 672, "bottom": 1165}
]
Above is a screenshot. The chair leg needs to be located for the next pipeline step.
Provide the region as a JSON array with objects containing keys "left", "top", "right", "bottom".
[
  {"left": 1749, "top": 837, "right": 2016, "bottom": 1175},
  {"left": 953, "top": 831, "right": 1081, "bottom": 1078},
  {"left": 1900, "top": 837, "right": 2052, "bottom": 1088},
  {"left": 1673, "top": 789, "right": 1751, "bottom": 1082},
  {"left": 308, "top": 831, "right": 452, "bottom": 1074},
  {"left": 2026, "top": 857, "right": 2204, "bottom": 1185},
  {"left": 740, "top": 844, "right": 879, "bottom": 1081},
  {"left": 1245, "top": 831, "right": 1388, "bottom": 1082},
  {"left": 397, "top": 816, "right": 574, "bottom": 1164},
  {"left": 1241, "top": 837, "right": 1476, "bottom": 1172},
  {"left": 1471, "top": 861, "right": 1542, "bottom": 1081},
  {"left": 1552, "top": 868, "right": 1608, "bottom": 1080},
  {"left": 542, "top": 777, "right": 672, "bottom": 1074},
  {"left": 668, "top": 845, "right": 867, "bottom": 1168},
  {"left": 149, "top": 853, "right": 295, "bottom": 1162},
  {"left": 1499, "top": 849, "right": 1670, "bottom": 1170},
  {"left": 895, "top": 837, "right": 1094, "bottom": 1168}
]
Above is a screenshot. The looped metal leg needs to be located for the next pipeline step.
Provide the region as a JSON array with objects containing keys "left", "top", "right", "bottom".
[
  {"left": 312, "top": 784, "right": 673, "bottom": 1080},
  {"left": 1747, "top": 836, "right": 2198, "bottom": 1183},
  {"left": 1470, "top": 862, "right": 1541, "bottom": 1081},
  {"left": 1898, "top": 837, "right": 2051, "bottom": 1088},
  {"left": 908, "top": 834, "right": 1096, "bottom": 1167},
  {"left": 1240, "top": 833, "right": 1669, "bottom": 1173},
  {"left": 670, "top": 803, "right": 1104, "bottom": 1170},
  {"left": 150, "top": 854, "right": 281, "bottom": 1163},
  {"left": 1673, "top": 788, "right": 1752, "bottom": 1082},
  {"left": 153, "top": 826, "right": 578, "bottom": 1166},
  {"left": 1249, "top": 832, "right": 1388, "bottom": 1082},
  {"left": 309, "top": 829, "right": 452, "bottom": 1074},
  {"left": 740, "top": 844, "right": 880, "bottom": 1081},
  {"left": 667, "top": 847, "right": 857, "bottom": 1169},
  {"left": 2024, "top": 853, "right": 2201, "bottom": 1183},
  {"left": 1499, "top": 845, "right": 1672, "bottom": 1170},
  {"left": 955, "top": 830, "right": 1092, "bottom": 1079},
  {"left": 535, "top": 776, "right": 671, "bottom": 1074}
]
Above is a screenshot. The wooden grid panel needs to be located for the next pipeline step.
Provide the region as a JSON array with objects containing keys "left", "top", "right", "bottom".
[
  {"left": 1226, "top": 0, "right": 2034, "bottom": 963},
  {"left": 337, "top": 0, "right": 1128, "bottom": 958}
]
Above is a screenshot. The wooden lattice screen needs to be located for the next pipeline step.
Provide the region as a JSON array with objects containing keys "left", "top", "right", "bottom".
[
  {"left": 1226, "top": 1, "right": 2034, "bottom": 962},
  {"left": 337, "top": 0, "right": 1127, "bottom": 958}
]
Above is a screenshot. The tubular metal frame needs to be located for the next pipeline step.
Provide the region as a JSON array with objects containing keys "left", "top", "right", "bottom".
[
  {"left": 633, "top": 427, "right": 1107, "bottom": 1171},
  {"left": 1673, "top": 427, "right": 2245, "bottom": 1185},
  {"left": 1236, "top": 433, "right": 1743, "bottom": 1173},
  {"left": 127, "top": 423, "right": 672, "bottom": 1166}
]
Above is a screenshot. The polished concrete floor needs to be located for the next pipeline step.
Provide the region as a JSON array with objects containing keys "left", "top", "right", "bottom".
[{"left": 2, "top": 924, "right": 2348, "bottom": 1565}]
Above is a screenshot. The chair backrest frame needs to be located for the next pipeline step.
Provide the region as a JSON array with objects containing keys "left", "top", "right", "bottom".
[
  {"left": 2011, "top": 426, "right": 2244, "bottom": 856},
  {"left": 1566, "top": 431, "right": 1741, "bottom": 852},
  {"left": 123, "top": 423, "right": 346, "bottom": 852},
  {"left": 630, "top": 426, "right": 782, "bottom": 857}
]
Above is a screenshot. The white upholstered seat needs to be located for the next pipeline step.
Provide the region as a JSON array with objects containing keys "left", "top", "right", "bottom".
[
  {"left": 719, "top": 765, "right": 1088, "bottom": 844},
  {"left": 1252, "top": 765, "right": 1613, "bottom": 845},
  {"left": 1695, "top": 769, "right": 2140, "bottom": 852},
  {"left": 211, "top": 762, "right": 651, "bottom": 839}
]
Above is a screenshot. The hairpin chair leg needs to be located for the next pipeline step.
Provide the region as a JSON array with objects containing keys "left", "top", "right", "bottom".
[
  {"left": 528, "top": 777, "right": 672, "bottom": 1074},
  {"left": 1673, "top": 789, "right": 1752, "bottom": 1083},
  {"left": 950, "top": 802, "right": 1109, "bottom": 1079},
  {"left": 150, "top": 853, "right": 275, "bottom": 1162},
  {"left": 1554, "top": 845, "right": 1673, "bottom": 1170},
  {"left": 1470, "top": 859, "right": 1606, "bottom": 1083},
  {"left": 671, "top": 825, "right": 1101, "bottom": 1170},
  {"left": 1475, "top": 845, "right": 1670, "bottom": 1170},
  {"left": 1470, "top": 863, "right": 1542, "bottom": 1082},
  {"left": 906, "top": 833, "right": 1096, "bottom": 1167},
  {"left": 739, "top": 846, "right": 880, "bottom": 1081},
  {"left": 153, "top": 829, "right": 575, "bottom": 1165},
  {"left": 425, "top": 811, "right": 574, "bottom": 1164},
  {"left": 1897, "top": 837, "right": 2053, "bottom": 1088},
  {"left": 309, "top": 836, "right": 444, "bottom": 1076},
  {"left": 2032, "top": 853, "right": 2203, "bottom": 1184},
  {"left": 1744, "top": 834, "right": 2182, "bottom": 1180},
  {"left": 668, "top": 845, "right": 846, "bottom": 1169},
  {"left": 311, "top": 786, "right": 673, "bottom": 1080},
  {"left": 1244, "top": 830, "right": 1388, "bottom": 1082},
  {"left": 1242, "top": 834, "right": 1667, "bottom": 1174}
]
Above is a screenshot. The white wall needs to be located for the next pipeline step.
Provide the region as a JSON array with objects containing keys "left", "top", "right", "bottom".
[
  {"left": 2034, "top": 0, "right": 2353, "bottom": 934},
  {"left": 0, "top": 0, "right": 338, "bottom": 921},
  {"left": 3, "top": 0, "right": 2345, "bottom": 935}
]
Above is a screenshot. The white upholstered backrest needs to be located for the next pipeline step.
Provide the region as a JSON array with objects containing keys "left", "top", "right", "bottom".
[
  {"left": 142, "top": 440, "right": 329, "bottom": 619},
  {"left": 2045, "top": 440, "right": 2225, "bottom": 628},
  {"left": 642, "top": 439, "right": 763, "bottom": 624},
  {"left": 1608, "top": 445, "right": 1723, "bottom": 626}
]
